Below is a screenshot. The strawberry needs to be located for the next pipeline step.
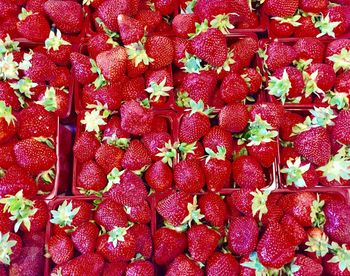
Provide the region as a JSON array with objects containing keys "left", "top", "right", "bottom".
[
  {"left": 0, "top": 101, "right": 16, "bottom": 144},
  {"left": 230, "top": 37, "right": 258, "bottom": 68},
  {"left": 179, "top": 100, "right": 213, "bottom": 143},
  {"left": 249, "top": 103, "right": 285, "bottom": 130},
  {"left": 17, "top": 8, "right": 50, "bottom": 42},
  {"left": 305, "top": 63, "right": 336, "bottom": 93},
  {"left": 0, "top": 82, "right": 20, "bottom": 111},
  {"left": 20, "top": 200, "right": 49, "bottom": 232},
  {"left": 232, "top": 156, "right": 266, "bottom": 189},
  {"left": 71, "top": 221, "right": 99, "bottom": 254},
  {"left": 87, "top": 33, "right": 113, "bottom": 60},
  {"left": 293, "top": 38, "right": 325, "bottom": 64},
  {"left": 25, "top": 53, "right": 57, "bottom": 83},
  {"left": 294, "top": 16, "right": 320, "bottom": 38},
  {"left": 0, "top": 208, "right": 14, "bottom": 233},
  {"left": 102, "top": 115, "right": 130, "bottom": 144},
  {"left": 202, "top": 146, "right": 231, "bottom": 191},
  {"left": 281, "top": 214, "right": 306, "bottom": 246},
  {"left": 241, "top": 68, "right": 262, "bottom": 94},
  {"left": 294, "top": 127, "right": 331, "bottom": 166},
  {"left": 237, "top": 11, "right": 259, "bottom": 29},
  {"left": 145, "top": 36, "right": 174, "bottom": 70},
  {"left": 228, "top": 216, "right": 258, "bottom": 256},
  {"left": 172, "top": 14, "right": 198, "bottom": 39},
  {"left": 145, "top": 68, "right": 173, "bottom": 107},
  {"left": 73, "top": 132, "right": 100, "bottom": 163},
  {"left": 48, "top": 234, "right": 74, "bottom": 265},
  {"left": 96, "top": 47, "right": 127, "bottom": 82},
  {"left": 0, "top": 232, "right": 21, "bottom": 265},
  {"left": 280, "top": 112, "right": 304, "bottom": 141},
  {"left": 154, "top": 227, "right": 187, "bottom": 266},
  {"left": 129, "top": 224, "right": 153, "bottom": 258},
  {"left": 174, "top": 159, "right": 205, "bottom": 193},
  {"left": 70, "top": 53, "right": 98, "bottom": 85},
  {"left": 50, "top": 66, "right": 70, "bottom": 87},
  {"left": 219, "top": 73, "right": 248, "bottom": 103},
  {"left": 324, "top": 201, "right": 350, "bottom": 244},
  {"left": 166, "top": 254, "right": 203, "bottom": 275},
  {"left": 0, "top": 1, "right": 19, "bottom": 18},
  {"left": 95, "top": 144, "right": 124, "bottom": 174},
  {"left": 142, "top": 131, "right": 172, "bottom": 161},
  {"left": 96, "top": 229, "right": 136, "bottom": 262},
  {"left": 94, "top": 199, "right": 128, "bottom": 231},
  {"left": 264, "top": 42, "right": 297, "bottom": 72},
  {"left": 269, "top": 19, "right": 295, "bottom": 38},
  {"left": 77, "top": 161, "right": 106, "bottom": 193},
  {"left": 300, "top": 0, "right": 327, "bottom": 13},
  {"left": 263, "top": 0, "right": 298, "bottom": 17},
  {"left": 190, "top": 27, "right": 227, "bottom": 67},
  {"left": 332, "top": 110, "right": 350, "bottom": 145},
  {"left": 278, "top": 192, "right": 317, "bottom": 227},
  {"left": 104, "top": 170, "right": 148, "bottom": 206},
  {"left": 202, "top": 126, "right": 234, "bottom": 159},
  {"left": 125, "top": 260, "right": 154, "bottom": 276},
  {"left": 120, "top": 100, "right": 154, "bottom": 136},
  {"left": 321, "top": 6, "right": 349, "bottom": 38},
  {"left": 323, "top": 243, "right": 350, "bottom": 276},
  {"left": 257, "top": 222, "right": 295, "bottom": 268},
  {"left": 121, "top": 77, "right": 147, "bottom": 101},
  {"left": 82, "top": 83, "right": 122, "bottom": 111},
  {"left": 326, "top": 39, "right": 350, "bottom": 73},
  {"left": 145, "top": 160, "right": 173, "bottom": 192},
  {"left": 207, "top": 252, "right": 240, "bottom": 276},
  {"left": 126, "top": 201, "right": 151, "bottom": 224},
  {"left": 122, "top": 140, "right": 151, "bottom": 171},
  {"left": 103, "top": 262, "right": 127, "bottom": 276},
  {"left": 198, "top": 193, "right": 226, "bottom": 227},
  {"left": 179, "top": 141, "right": 205, "bottom": 161},
  {"left": 154, "top": 0, "right": 177, "bottom": 15},
  {"left": 247, "top": 141, "right": 277, "bottom": 168},
  {"left": 26, "top": 0, "right": 47, "bottom": 14},
  {"left": 117, "top": 14, "right": 145, "bottom": 45},
  {"left": 219, "top": 103, "right": 249, "bottom": 133},
  {"left": 135, "top": 9, "right": 162, "bottom": 32},
  {"left": 291, "top": 254, "right": 323, "bottom": 276},
  {"left": 44, "top": 0, "right": 83, "bottom": 34}
]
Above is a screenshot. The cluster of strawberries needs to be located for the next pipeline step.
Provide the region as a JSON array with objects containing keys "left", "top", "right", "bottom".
[{"left": 0, "top": 0, "right": 350, "bottom": 275}]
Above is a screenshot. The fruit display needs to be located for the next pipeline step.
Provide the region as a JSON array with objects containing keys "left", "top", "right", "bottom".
[{"left": 0, "top": 0, "right": 349, "bottom": 275}]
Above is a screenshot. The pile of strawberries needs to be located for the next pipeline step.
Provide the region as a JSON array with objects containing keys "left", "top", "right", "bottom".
[{"left": 0, "top": 0, "right": 350, "bottom": 275}]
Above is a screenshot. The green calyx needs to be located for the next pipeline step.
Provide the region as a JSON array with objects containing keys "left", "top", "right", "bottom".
[
  {"left": 0, "top": 190, "right": 37, "bottom": 232},
  {"left": 36, "top": 87, "right": 58, "bottom": 112},
  {"left": 18, "top": 7, "right": 34, "bottom": 21},
  {"left": 242, "top": 252, "right": 282, "bottom": 275},
  {"left": 33, "top": 136, "right": 55, "bottom": 149},
  {"left": 45, "top": 29, "right": 71, "bottom": 51},
  {"left": 103, "top": 167, "right": 126, "bottom": 193},
  {"left": 145, "top": 77, "right": 173, "bottom": 102},
  {"left": 317, "top": 146, "right": 350, "bottom": 182},
  {"left": 271, "top": 15, "right": 302, "bottom": 27},
  {"left": 180, "top": 0, "right": 197, "bottom": 13},
  {"left": 305, "top": 231, "right": 329, "bottom": 257},
  {"left": 250, "top": 189, "right": 271, "bottom": 221},
  {"left": 210, "top": 13, "right": 236, "bottom": 34},
  {"left": 178, "top": 141, "right": 197, "bottom": 160},
  {"left": 314, "top": 13, "right": 341, "bottom": 38},
  {"left": 189, "top": 19, "right": 209, "bottom": 38},
  {"left": 203, "top": 146, "right": 226, "bottom": 163},
  {"left": 281, "top": 157, "right": 310, "bottom": 188},
  {"left": 0, "top": 100, "right": 16, "bottom": 126},
  {"left": 310, "top": 194, "right": 326, "bottom": 228},
  {"left": 81, "top": 102, "right": 110, "bottom": 133},
  {"left": 0, "top": 34, "right": 20, "bottom": 56},
  {"left": 323, "top": 90, "right": 349, "bottom": 110},
  {"left": 108, "top": 225, "right": 132, "bottom": 248},
  {"left": 267, "top": 69, "right": 292, "bottom": 104},
  {"left": 293, "top": 58, "right": 313, "bottom": 71},
  {"left": 50, "top": 200, "right": 80, "bottom": 227},
  {"left": 283, "top": 259, "right": 301, "bottom": 276},
  {"left": 0, "top": 53, "right": 19, "bottom": 81},
  {"left": 10, "top": 77, "right": 37, "bottom": 99},
  {"left": 292, "top": 116, "right": 312, "bottom": 135},
  {"left": 328, "top": 242, "right": 350, "bottom": 273},
  {"left": 156, "top": 140, "right": 178, "bottom": 167},
  {"left": 176, "top": 91, "right": 191, "bottom": 108},
  {"left": 180, "top": 52, "right": 206, "bottom": 74},
  {"left": 303, "top": 70, "right": 324, "bottom": 98},
  {"left": 0, "top": 232, "right": 17, "bottom": 265},
  {"left": 90, "top": 59, "right": 107, "bottom": 90},
  {"left": 328, "top": 48, "right": 350, "bottom": 73},
  {"left": 95, "top": 17, "right": 119, "bottom": 45},
  {"left": 181, "top": 196, "right": 205, "bottom": 227},
  {"left": 125, "top": 41, "right": 154, "bottom": 67},
  {"left": 245, "top": 114, "right": 278, "bottom": 146},
  {"left": 185, "top": 99, "right": 214, "bottom": 117},
  {"left": 36, "top": 167, "right": 56, "bottom": 185},
  {"left": 216, "top": 49, "right": 235, "bottom": 74},
  {"left": 103, "top": 134, "right": 130, "bottom": 150},
  {"left": 310, "top": 106, "right": 337, "bottom": 127}
]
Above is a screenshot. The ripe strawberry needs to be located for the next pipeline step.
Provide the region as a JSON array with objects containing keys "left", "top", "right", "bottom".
[
  {"left": 294, "top": 127, "right": 331, "bottom": 166},
  {"left": 121, "top": 77, "right": 147, "bottom": 101},
  {"left": 25, "top": 53, "right": 57, "bottom": 83},
  {"left": 199, "top": 193, "right": 226, "bottom": 227},
  {"left": 118, "top": 14, "right": 145, "bottom": 45},
  {"left": 96, "top": 47, "right": 127, "bottom": 82},
  {"left": 257, "top": 222, "right": 295, "bottom": 268},
  {"left": 105, "top": 170, "right": 148, "bottom": 206},
  {"left": 230, "top": 37, "right": 258, "bottom": 68},
  {"left": 121, "top": 140, "right": 151, "bottom": 171},
  {"left": 142, "top": 131, "right": 172, "bottom": 161},
  {"left": 292, "top": 254, "right": 323, "bottom": 276},
  {"left": 126, "top": 200, "right": 151, "bottom": 224},
  {"left": 71, "top": 53, "right": 99, "bottom": 85},
  {"left": 293, "top": 37, "right": 325, "bottom": 64},
  {"left": 174, "top": 159, "right": 205, "bottom": 193},
  {"left": 232, "top": 156, "right": 266, "bottom": 189},
  {"left": 324, "top": 202, "right": 350, "bottom": 244},
  {"left": 166, "top": 255, "right": 203, "bottom": 275},
  {"left": 294, "top": 16, "right": 320, "bottom": 37},
  {"left": 305, "top": 63, "right": 336, "bottom": 92},
  {"left": 94, "top": 199, "right": 128, "bottom": 231},
  {"left": 265, "top": 42, "right": 297, "bottom": 72},
  {"left": 269, "top": 19, "right": 295, "bottom": 38},
  {"left": 190, "top": 27, "right": 227, "bottom": 67},
  {"left": 102, "top": 115, "right": 130, "bottom": 142},
  {"left": 0, "top": 82, "right": 20, "bottom": 111},
  {"left": 26, "top": 0, "right": 47, "bottom": 14},
  {"left": 82, "top": 82, "right": 122, "bottom": 110},
  {"left": 202, "top": 126, "right": 234, "bottom": 159},
  {"left": 248, "top": 141, "right": 277, "bottom": 168},
  {"left": 323, "top": 244, "right": 350, "bottom": 276},
  {"left": 96, "top": 229, "right": 136, "bottom": 262},
  {"left": 263, "top": 0, "right": 298, "bottom": 17},
  {"left": 48, "top": 234, "right": 74, "bottom": 265},
  {"left": 87, "top": 33, "right": 113, "bottom": 60},
  {"left": 120, "top": 100, "right": 154, "bottom": 136},
  {"left": 95, "top": 144, "right": 124, "bottom": 174},
  {"left": 103, "top": 262, "right": 127, "bottom": 276},
  {"left": 129, "top": 224, "right": 153, "bottom": 258},
  {"left": 71, "top": 222, "right": 99, "bottom": 254},
  {"left": 219, "top": 73, "right": 248, "bottom": 103},
  {"left": 0, "top": 1, "right": 19, "bottom": 18},
  {"left": 17, "top": 8, "right": 50, "bottom": 42},
  {"left": 281, "top": 214, "right": 307, "bottom": 246},
  {"left": 228, "top": 216, "right": 258, "bottom": 256},
  {"left": 154, "top": 0, "right": 177, "bottom": 15},
  {"left": 126, "top": 260, "right": 154, "bottom": 276},
  {"left": 322, "top": 6, "right": 349, "bottom": 37},
  {"left": 73, "top": 132, "right": 100, "bottom": 163},
  {"left": 145, "top": 36, "right": 174, "bottom": 70},
  {"left": 219, "top": 103, "right": 249, "bottom": 133},
  {"left": 77, "top": 161, "right": 106, "bottom": 193},
  {"left": 206, "top": 252, "right": 240, "bottom": 276},
  {"left": 300, "top": 0, "right": 327, "bottom": 13},
  {"left": 44, "top": 0, "right": 83, "bottom": 34},
  {"left": 20, "top": 200, "right": 49, "bottom": 233},
  {"left": 172, "top": 14, "right": 198, "bottom": 39},
  {"left": 135, "top": 9, "right": 162, "bottom": 32},
  {"left": 145, "top": 68, "right": 173, "bottom": 106},
  {"left": 280, "top": 112, "right": 304, "bottom": 141},
  {"left": 332, "top": 110, "right": 350, "bottom": 145},
  {"left": 145, "top": 160, "right": 173, "bottom": 192},
  {"left": 241, "top": 68, "right": 262, "bottom": 94},
  {"left": 326, "top": 39, "right": 350, "bottom": 72},
  {"left": 249, "top": 103, "right": 285, "bottom": 130},
  {"left": 278, "top": 192, "right": 317, "bottom": 227},
  {"left": 0, "top": 101, "right": 16, "bottom": 144}
]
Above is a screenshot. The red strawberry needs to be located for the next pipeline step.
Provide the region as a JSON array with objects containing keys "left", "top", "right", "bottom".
[
  {"left": 71, "top": 222, "right": 99, "bottom": 254},
  {"left": 249, "top": 103, "right": 285, "bottom": 130},
  {"left": 50, "top": 66, "right": 70, "bottom": 87},
  {"left": 77, "top": 161, "right": 106, "bottom": 193},
  {"left": 198, "top": 193, "right": 226, "bottom": 227},
  {"left": 21, "top": 200, "right": 49, "bottom": 232},
  {"left": 206, "top": 252, "right": 239, "bottom": 276},
  {"left": 129, "top": 224, "right": 153, "bottom": 259},
  {"left": 172, "top": 14, "right": 198, "bottom": 39},
  {"left": 166, "top": 254, "right": 203, "bottom": 275},
  {"left": 145, "top": 160, "right": 173, "bottom": 192},
  {"left": 265, "top": 42, "right": 297, "bottom": 72},
  {"left": 241, "top": 68, "right": 262, "bottom": 94},
  {"left": 257, "top": 222, "right": 295, "bottom": 268},
  {"left": 44, "top": 0, "right": 83, "bottom": 34},
  {"left": 96, "top": 47, "right": 127, "bottom": 82},
  {"left": 135, "top": 9, "right": 162, "bottom": 32},
  {"left": 228, "top": 216, "right": 258, "bottom": 256},
  {"left": 0, "top": 141, "right": 15, "bottom": 169},
  {"left": 219, "top": 103, "right": 249, "bottom": 133},
  {"left": 0, "top": 101, "right": 16, "bottom": 144},
  {"left": 24, "top": 53, "right": 57, "bottom": 83},
  {"left": 232, "top": 156, "right": 266, "bottom": 189},
  {"left": 293, "top": 37, "right": 325, "bottom": 64},
  {"left": 332, "top": 110, "right": 350, "bottom": 145},
  {"left": 73, "top": 132, "right": 100, "bottom": 163},
  {"left": 145, "top": 68, "right": 173, "bottom": 107},
  {"left": 102, "top": 115, "right": 130, "bottom": 143},
  {"left": 126, "top": 201, "right": 151, "bottom": 224},
  {"left": 95, "top": 144, "right": 124, "bottom": 174},
  {"left": 292, "top": 254, "right": 323, "bottom": 276},
  {"left": 94, "top": 199, "right": 128, "bottom": 231},
  {"left": 305, "top": 63, "right": 336, "bottom": 92},
  {"left": 103, "top": 262, "right": 127, "bottom": 276},
  {"left": 0, "top": 232, "right": 22, "bottom": 265},
  {"left": 26, "top": 0, "right": 47, "bottom": 14},
  {"left": 281, "top": 214, "right": 307, "bottom": 246},
  {"left": 247, "top": 141, "right": 277, "bottom": 168},
  {"left": 70, "top": 53, "right": 98, "bottom": 85},
  {"left": 219, "top": 73, "right": 248, "bottom": 103},
  {"left": 174, "top": 159, "right": 205, "bottom": 193},
  {"left": 323, "top": 244, "right": 350, "bottom": 276},
  {"left": 294, "top": 16, "right": 320, "bottom": 38},
  {"left": 263, "top": 0, "right": 298, "bottom": 17},
  {"left": 17, "top": 8, "right": 50, "bottom": 42},
  {"left": 324, "top": 201, "right": 350, "bottom": 244},
  {"left": 142, "top": 131, "right": 172, "bottom": 161},
  {"left": 321, "top": 6, "right": 350, "bottom": 38},
  {"left": 125, "top": 260, "right": 154, "bottom": 276},
  {"left": 145, "top": 36, "right": 174, "bottom": 69},
  {"left": 87, "top": 33, "right": 113, "bottom": 59},
  {"left": 230, "top": 37, "right": 258, "bottom": 68},
  {"left": 121, "top": 77, "right": 147, "bottom": 101},
  {"left": 117, "top": 14, "right": 145, "bottom": 45},
  {"left": 269, "top": 19, "right": 295, "bottom": 38},
  {"left": 48, "top": 235, "right": 74, "bottom": 265},
  {"left": 122, "top": 140, "right": 151, "bottom": 171},
  {"left": 0, "top": 82, "right": 20, "bottom": 111},
  {"left": 190, "top": 27, "right": 227, "bottom": 67},
  {"left": 280, "top": 112, "right": 304, "bottom": 141},
  {"left": 154, "top": 0, "right": 177, "bottom": 15},
  {"left": 82, "top": 83, "right": 122, "bottom": 110},
  {"left": 202, "top": 126, "right": 234, "bottom": 159},
  {"left": 154, "top": 227, "right": 187, "bottom": 266},
  {"left": 300, "top": 0, "right": 327, "bottom": 13},
  {"left": 326, "top": 39, "right": 350, "bottom": 72}
]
